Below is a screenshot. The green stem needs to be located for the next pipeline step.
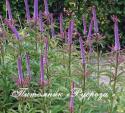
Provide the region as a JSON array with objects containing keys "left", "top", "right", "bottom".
[
  {"left": 1, "top": 43, "right": 5, "bottom": 66},
  {"left": 65, "top": 44, "right": 72, "bottom": 87},
  {"left": 18, "top": 42, "right": 22, "bottom": 56},
  {"left": 97, "top": 43, "right": 100, "bottom": 86},
  {"left": 46, "top": 64, "right": 49, "bottom": 80},
  {"left": 110, "top": 51, "right": 119, "bottom": 112},
  {"left": 36, "top": 40, "right": 38, "bottom": 52},
  {"left": 81, "top": 64, "right": 86, "bottom": 111},
  {"left": 82, "top": 64, "right": 86, "bottom": 94}
]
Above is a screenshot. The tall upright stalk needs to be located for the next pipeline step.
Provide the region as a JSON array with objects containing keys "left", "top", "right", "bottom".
[
  {"left": 18, "top": 41, "right": 22, "bottom": 56},
  {"left": 0, "top": 41, "right": 4, "bottom": 66},
  {"left": 110, "top": 15, "right": 120, "bottom": 112},
  {"left": 113, "top": 51, "right": 119, "bottom": 93},
  {"left": 82, "top": 64, "right": 86, "bottom": 94},
  {"left": 110, "top": 51, "right": 119, "bottom": 112},
  {"left": 65, "top": 44, "right": 72, "bottom": 87},
  {"left": 97, "top": 42, "right": 100, "bottom": 86}
]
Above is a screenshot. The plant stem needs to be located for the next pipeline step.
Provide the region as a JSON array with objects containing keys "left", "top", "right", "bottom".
[
  {"left": 1, "top": 43, "right": 5, "bottom": 66},
  {"left": 82, "top": 64, "right": 86, "bottom": 94},
  {"left": 97, "top": 43, "right": 100, "bottom": 86},
  {"left": 65, "top": 44, "right": 72, "bottom": 87},
  {"left": 113, "top": 51, "right": 119, "bottom": 93},
  {"left": 80, "top": 64, "right": 86, "bottom": 112},
  {"left": 110, "top": 51, "right": 119, "bottom": 112},
  {"left": 18, "top": 42, "right": 22, "bottom": 56}
]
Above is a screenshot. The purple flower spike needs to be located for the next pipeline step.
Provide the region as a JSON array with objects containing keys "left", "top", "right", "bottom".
[
  {"left": 87, "top": 17, "right": 93, "bottom": 53},
  {"left": 6, "top": 0, "right": 12, "bottom": 20},
  {"left": 16, "top": 55, "right": 30, "bottom": 88},
  {"left": 17, "top": 56, "right": 24, "bottom": 84},
  {"left": 39, "top": 54, "right": 48, "bottom": 87},
  {"left": 79, "top": 36, "right": 86, "bottom": 64},
  {"left": 68, "top": 20, "right": 74, "bottom": 44},
  {"left": 50, "top": 14, "right": 55, "bottom": 38},
  {"left": 39, "top": 11, "right": 44, "bottom": 33},
  {"left": 4, "top": 19, "right": 22, "bottom": 40},
  {"left": 43, "top": 38, "right": 48, "bottom": 65},
  {"left": 92, "top": 6, "right": 99, "bottom": 33},
  {"left": 112, "top": 15, "right": 120, "bottom": 51},
  {"left": 69, "top": 81, "right": 75, "bottom": 113},
  {"left": 82, "top": 16, "right": 87, "bottom": 35},
  {"left": 44, "top": 0, "right": 49, "bottom": 16},
  {"left": 33, "top": 0, "right": 38, "bottom": 23},
  {"left": 24, "top": 0, "right": 30, "bottom": 22},
  {"left": 59, "top": 13, "right": 64, "bottom": 38},
  {"left": 26, "top": 53, "right": 31, "bottom": 77},
  {"left": 87, "top": 17, "right": 93, "bottom": 39}
]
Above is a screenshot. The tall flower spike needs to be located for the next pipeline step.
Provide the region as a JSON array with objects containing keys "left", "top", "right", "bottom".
[
  {"left": 87, "top": 17, "right": 93, "bottom": 39},
  {"left": 92, "top": 6, "right": 99, "bottom": 33},
  {"left": 4, "top": 19, "right": 22, "bottom": 40},
  {"left": 33, "top": 0, "right": 38, "bottom": 23},
  {"left": 68, "top": 20, "right": 74, "bottom": 44},
  {"left": 87, "top": 17, "right": 93, "bottom": 53},
  {"left": 16, "top": 55, "right": 30, "bottom": 87},
  {"left": 50, "top": 14, "right": 55, "bottom": 38},
  {"left": 44, "top": 0, "right": 49, "bottom": 16},
  {"left": 79, "top": 36, "right": 86, "bottom": 64},
  {"left": 17, "top": 56, "right": 24, "bottom": 85},
  {"left": 39, "top": 11, "right": 44, "bottom": 33},
  {"left": 82, "top": 16, "right": 87, "bottom": 35},
  {"left": 112, "top": 15, "right": 120, "bottom": 51},
  {"left": 59, "top": 13, "right": 64, "bottom": 38},
  {"left": 43, "top": 38, "right": 48, "bottom": 65},
  {"left": 69, "top": 81, "right": 75, "bottom": 113},
  {"left": 6, "top": 0, "right": 13, "bottom": 20},
  {"left": 39, "top": 54, "right": 48, "bottom": 87},
  {"left": 26, "top": 53, "right": 31, "bottom": 77},
  {"left": 24, "top": 0, "right": 30, "bottom": 22}
]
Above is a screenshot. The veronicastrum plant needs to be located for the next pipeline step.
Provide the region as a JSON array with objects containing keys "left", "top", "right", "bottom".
[{"left": 0, "top": 1, "right": 125, "bottom": 113}]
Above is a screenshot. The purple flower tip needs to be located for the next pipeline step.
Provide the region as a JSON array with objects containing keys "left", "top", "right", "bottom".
[
  {"left": 92, "top": 6, "right": 99, "bottom": 33},
  {"left": 82, "top": 16, "right": 87, "bottom": 35},
  {"left": 68, "top": 20, "right": 74, "bottom": 44},
  {"left": 26, "top": 53, "right": 31, "bottom": 77},
  {"left": 39, "top": 11, "right": 44, "bottom": 33},
  {"left": 112, "top": 15, "right": 120, "bottom": 51},
  {"left": 50, "top": 14, "right": 55, "bottom": 37},
  {"left": 87, "top": 17, "right": 93, "bottom": 39},
  {"left": 6, "top": 0, "right": 13, "bottom": 20},
  {"left": 44, "top": 0, "right": 49, "bottom": 16},
  {"left": 59, "top": 13, "right": 64, "bottom": 38},
  {"left": 4, "top": 19, "right": 22, "bottom": 40},
  {"left": 33, "top": 0, "right": 38, "bottom": 23},
  {"left": 79, "top": 36, "right": 86, "bottom": 64},
  {"left": 24, "top": 0, "right": 30, "bottom": 22}
]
